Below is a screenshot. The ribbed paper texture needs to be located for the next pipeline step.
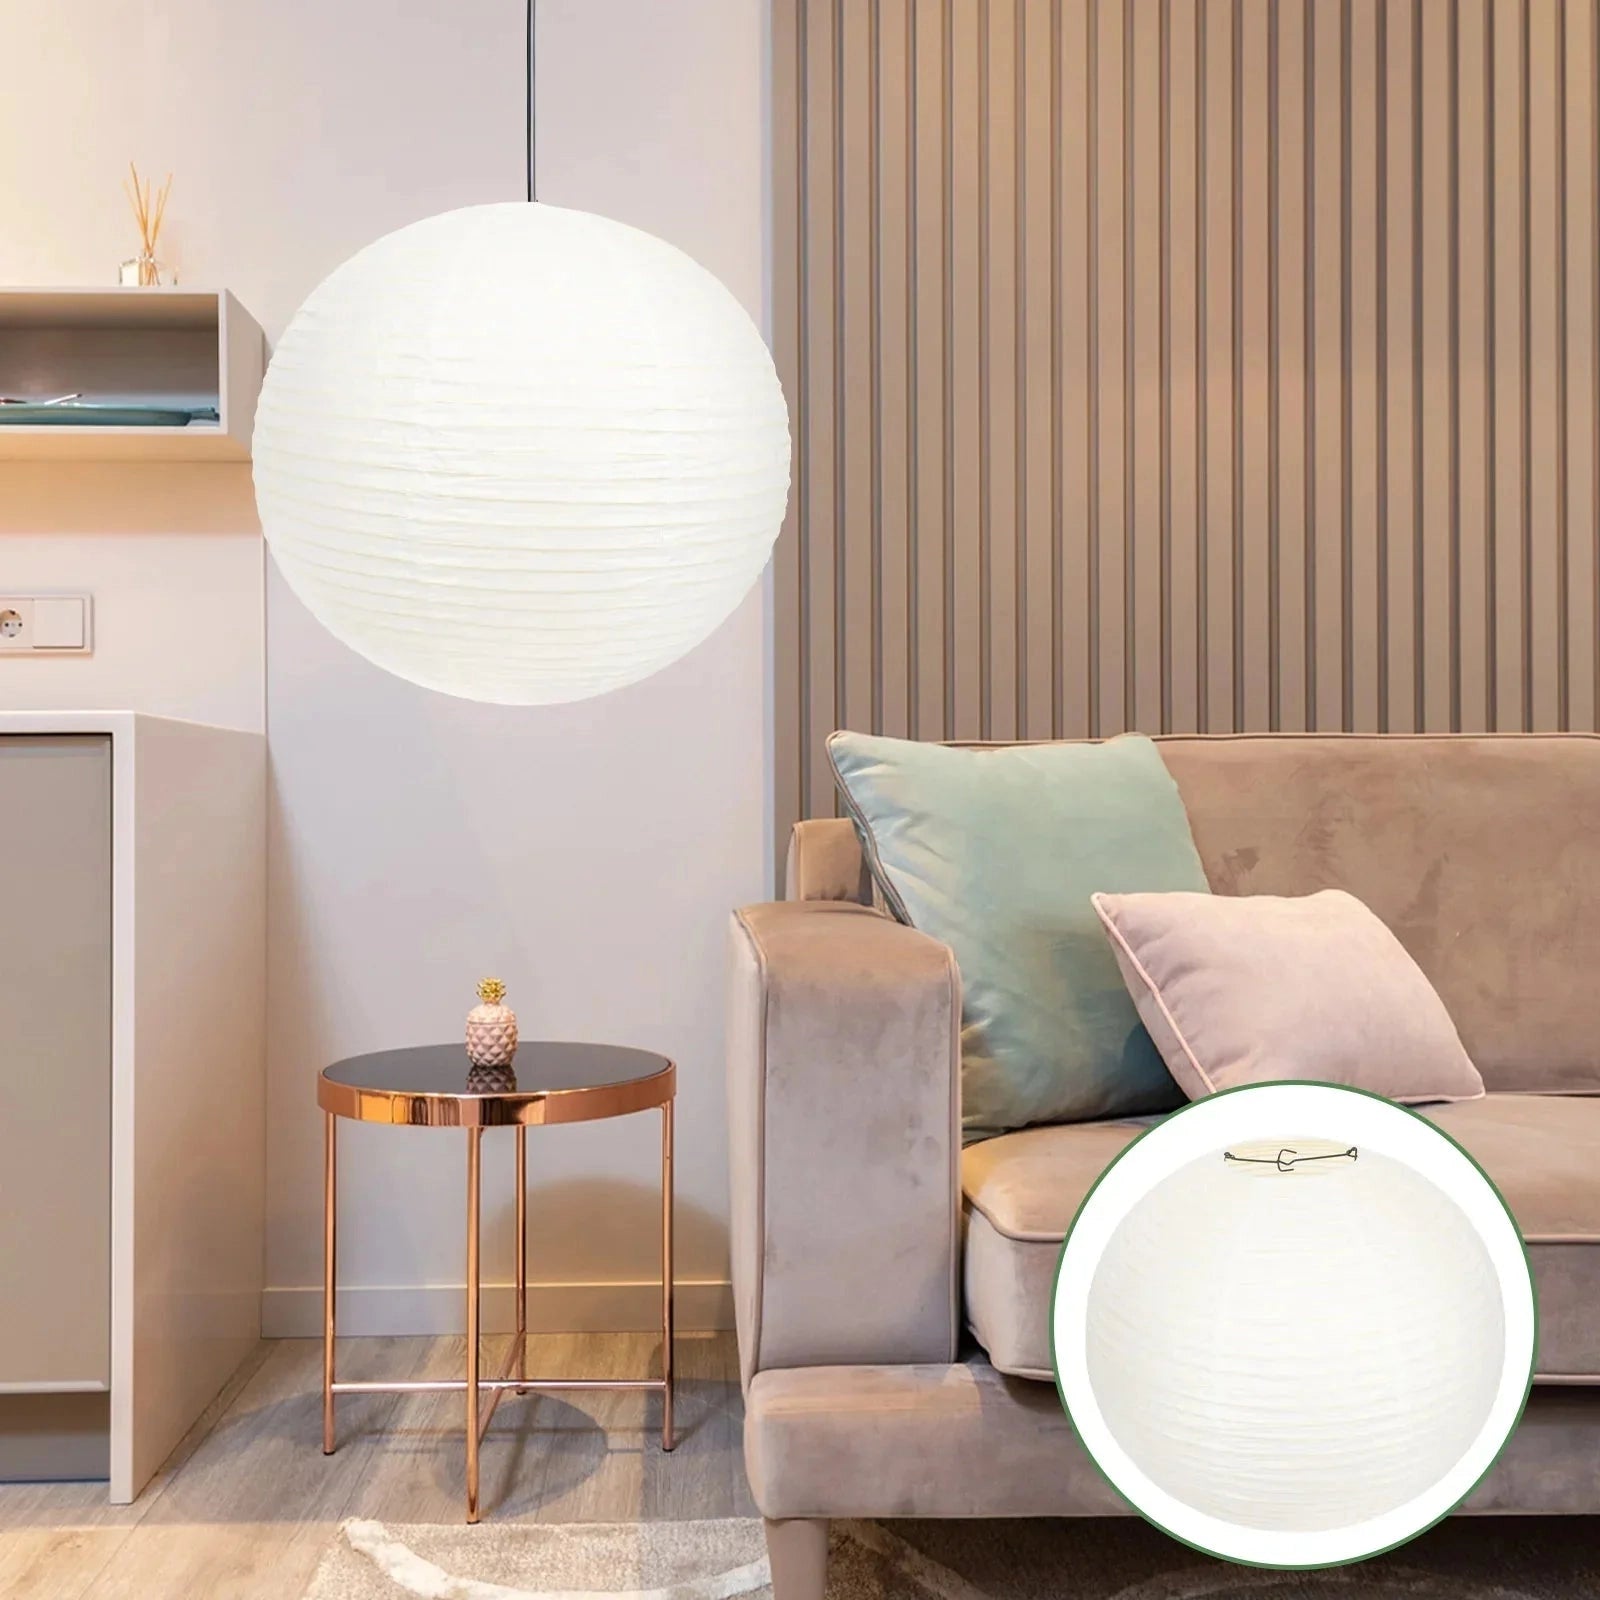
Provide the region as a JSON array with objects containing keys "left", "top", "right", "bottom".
[
  {"left": 1085, "top": 1144, "right": 1504, "bottom": 1533},
  {"left": 254, "top": 203, "right": 792, "bottom": 705}
]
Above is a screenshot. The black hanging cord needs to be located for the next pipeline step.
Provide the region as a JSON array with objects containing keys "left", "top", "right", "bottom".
[{"left": 526, "top": 0, "right": 536, "bottom": 201}]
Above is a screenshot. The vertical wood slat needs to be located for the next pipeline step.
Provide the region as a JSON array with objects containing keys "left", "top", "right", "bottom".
[
  {"left": 1201, "top": 0, "right": 1235, "bottom": 734},
  {"left": 1094, "top": 0, "right": 1129, "bottom": 737},
  {"left": 775, "top": 0, "right": 1600, "bottom": 842},
  {"left": 1347, "top": 0, "right": 1382, "bottom": 732},
  {"left": 1274, "top": 0, "right": 1310, "bottom": 732},
  {"left": 1566, "top": 0, "right": 1599, "bottom": 733},
  {"left": 1129, "top": 0, "right": 1165, "bottom": 735},
  {"left": 1383, "top": 0, "right": 1418, "bottom": 733},
  {"left": 1419, "top": 0, "right": 1455, "bottom": 732},
  {"left": 1527, "top": 0, "right": 1564, "bottom": 730},
  {"left": 1456, "top": 0, "right": 1492, "bottom": 733},
  {"left": 839, "top": 2, "right": 876, "bottom": 738},
  {"left": 984, "top": 0, "right": 1021, "bottom": 740},
  {"left": 770, "top": 0, "right": 804, "bottom": 862},
  {"left": 1057, "top": 0, "right": 1093, "bottom": 740},
  {"left": 1311, "top": 0, "right": 1345, "bottom": 732},
  {"left": 801, "top": 0, "right": 838, "bottom": 819},
  {"left": 1166, "top": 0, "right": 1202, "bottom": 735},
  {"left": 876, "top": 1, "right": 912, "bottom": 741},
  {"left": 1020, "top": 0, "right": 1056, "bottom": 740},
  {"left": 1237, "top": 0, "right": 1272, "bottom": 731},
  {"left": 947, "top": 0, "right": 983, "bottom": 740},
  {"left": 911, "top": 0, "right": 947, "bottom": 743},
  {"left": 1492, "top": 0, "right": 1528, "bottom": 733}
]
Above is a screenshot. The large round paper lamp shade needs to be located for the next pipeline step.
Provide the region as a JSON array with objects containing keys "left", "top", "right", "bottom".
[
  {"left": 1089, "top": 1139, "right": 1500, "bottom": 1530},
  {"left": 252, "top": 202, "right": 792, "bottom": 705},
  {"left": 1052, "top": 1085, "right": 1535, "bottom": 1568}
]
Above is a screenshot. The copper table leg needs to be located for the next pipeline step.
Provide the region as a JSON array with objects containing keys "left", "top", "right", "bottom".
[
  {"left": 515, "top": 1125, "right": 528, "bottom": 1394},
  {"left": 465, "top": 1125, "right": 483, "bottom": 1523},
  {"left": 662, "top": 1097, "right": 675, "bottom": 1452},
  {"left": 322, "top": 1110, "right": 337, "bottom": 1455},
  {"left": 315, "top": 1054, "right": 677, "bottom": 1521}
]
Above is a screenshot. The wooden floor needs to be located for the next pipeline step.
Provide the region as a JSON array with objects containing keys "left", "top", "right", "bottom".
[{"left": 0, "top": 1332, "right": 755, "bottom": 1600}]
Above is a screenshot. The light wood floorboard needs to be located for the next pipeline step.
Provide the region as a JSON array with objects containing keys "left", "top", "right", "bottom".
[{"left": 0, "top": 1333, "right": 753, "bottom": 1600}]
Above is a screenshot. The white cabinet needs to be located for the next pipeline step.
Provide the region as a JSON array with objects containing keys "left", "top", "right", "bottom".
[{"left": 0, "top": 713, "right": 265, "bottom": 1501}]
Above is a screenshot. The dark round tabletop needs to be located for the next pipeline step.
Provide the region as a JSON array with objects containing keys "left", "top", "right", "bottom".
[{"left": 317, "top": 1041, "right": 675, "bottom": 1128}]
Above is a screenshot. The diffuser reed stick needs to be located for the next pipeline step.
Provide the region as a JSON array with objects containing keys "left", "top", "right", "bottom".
[{"left": 123, "top": 163, "right": 172, "bottom": 286}]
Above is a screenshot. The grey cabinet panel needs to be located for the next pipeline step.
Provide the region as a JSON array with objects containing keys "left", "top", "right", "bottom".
[
  {"left": 0, "top": 1393, "right": 109, "bottom": 1481},
  {"left": 0, "top": 736, "right": 111, "bottom": 1386}
]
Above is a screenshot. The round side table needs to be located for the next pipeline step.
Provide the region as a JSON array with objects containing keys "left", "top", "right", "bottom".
[{"left": 316, "top": 1041, "right": 676, "bottom": 1522}]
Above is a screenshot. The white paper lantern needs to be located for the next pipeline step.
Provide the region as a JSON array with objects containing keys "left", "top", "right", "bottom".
[
  {"left": 252, "top": 203, "right": 791, "bottom": 704},
  {"left": 1052, "top": 1085, "right": 1535, "bottom": 1568}
]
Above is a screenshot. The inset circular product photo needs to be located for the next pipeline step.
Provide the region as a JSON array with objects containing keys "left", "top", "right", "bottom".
[{"left": 1050, "top": 1082, "right": 1536, "bottom": 1570}]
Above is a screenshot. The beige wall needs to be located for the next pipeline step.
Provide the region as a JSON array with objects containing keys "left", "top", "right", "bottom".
[
  {"left": 0, "top": 7, "right": 271, "bottom": 730},
  {"left": 2, "top": 0, "right": 771, "bottom": 1332},
  {"left": 0, "top": 469, "right": 263, "bottom": 731},
  {"left": 0, "top": 0, "right": 531, "bottom": 729},
  {"left": 774, "top": 0, "right": 1600, "bottom": 835}
]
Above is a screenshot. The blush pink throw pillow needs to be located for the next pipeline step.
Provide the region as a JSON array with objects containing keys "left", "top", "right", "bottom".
[{"left": 1092, "top": 888, "right": 1486, "bottom": 1104}]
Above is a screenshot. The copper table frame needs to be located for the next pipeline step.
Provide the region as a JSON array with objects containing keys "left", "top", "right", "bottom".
[{"left": 317, "top": 1050, "right": 676, "bottom": 1523}]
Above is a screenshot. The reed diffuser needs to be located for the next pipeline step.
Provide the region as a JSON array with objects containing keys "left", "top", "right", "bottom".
[{"left": 120, "top": 164, "right": 172, "bottom": 287}]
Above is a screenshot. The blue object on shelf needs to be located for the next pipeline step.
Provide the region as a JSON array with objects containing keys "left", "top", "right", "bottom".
[{"left": 0, "top": 402, "right": 220, "bottom": 427}]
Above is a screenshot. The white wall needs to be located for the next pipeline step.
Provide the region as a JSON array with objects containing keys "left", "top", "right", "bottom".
[
  {"left": 2, "top": 0, "right": 772, "bottom": 1333},
  {"left": 267, "top": 0, "right": 769, "bottom": 1334},
  {"left": 0, "top": 467, "right": 262, "bottom": 731},
  {"left": 0, "top": 0, "right": 534, "bottom": 728}
]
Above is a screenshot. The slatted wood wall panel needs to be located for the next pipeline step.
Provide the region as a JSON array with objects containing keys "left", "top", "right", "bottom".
[{"left": 771, "top": 0, "right": 1600, "bottom": 838}]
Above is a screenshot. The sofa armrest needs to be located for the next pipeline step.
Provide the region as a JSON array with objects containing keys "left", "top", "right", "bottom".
[{"left": 726, "top": 901, "right": 962, "bottom": 1387}]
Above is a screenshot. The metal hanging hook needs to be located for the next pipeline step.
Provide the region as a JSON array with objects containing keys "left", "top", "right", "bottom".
[{"left": 1223, "top": 1145, "right": 1359, "bottom": 1173}]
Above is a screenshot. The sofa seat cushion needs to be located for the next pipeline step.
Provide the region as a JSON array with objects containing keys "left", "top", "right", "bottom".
[{"left": 962, "top": 1093, "right": 1600, "bottom": 1381}]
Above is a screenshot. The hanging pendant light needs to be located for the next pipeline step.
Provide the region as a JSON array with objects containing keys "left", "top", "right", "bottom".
[
  {"left": 1052, "top": 1083, "right": 1535, "bottom": 1569},
  {"left": 252, "top": 4, "right": 790, "bottom": 705}
]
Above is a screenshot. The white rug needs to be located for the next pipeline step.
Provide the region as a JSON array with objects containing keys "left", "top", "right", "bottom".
[
  {"left": 301, "top": 1515, "right": 1591, "bottom": 1600},
  {"left": 304, "top": 1518, "right": 769, "bottom": 1600}
]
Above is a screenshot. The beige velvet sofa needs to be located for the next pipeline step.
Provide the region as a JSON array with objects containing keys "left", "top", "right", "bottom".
[{"left": 726, "top": 734, "right": 1600, "bottom": 1599}]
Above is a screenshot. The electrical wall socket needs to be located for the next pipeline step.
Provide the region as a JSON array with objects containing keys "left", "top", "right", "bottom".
[{"left": 0, "top": 595, "right": 92, "bottom": 654}]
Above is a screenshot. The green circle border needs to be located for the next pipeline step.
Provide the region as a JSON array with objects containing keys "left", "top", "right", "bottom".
[{"left": 1046, "top": 1080, "right": 1539, "bottom": 1571}]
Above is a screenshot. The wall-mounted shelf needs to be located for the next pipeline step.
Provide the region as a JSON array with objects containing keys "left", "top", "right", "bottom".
[{"left": 0, "top": 287, "right": 264, "bottom": 461}]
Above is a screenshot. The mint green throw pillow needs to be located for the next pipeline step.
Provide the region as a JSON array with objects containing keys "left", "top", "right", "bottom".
[{"left": 826, "top": 732, "right": 1211, "bottom": 1142}]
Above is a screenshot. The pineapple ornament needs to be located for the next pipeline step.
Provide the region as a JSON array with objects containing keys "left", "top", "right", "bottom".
[{"left": 465, "top": 977, "right": 518, "bottom": 1091}]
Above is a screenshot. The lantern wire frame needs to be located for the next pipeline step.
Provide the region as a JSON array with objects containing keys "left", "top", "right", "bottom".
[{"left": 1221, "top": 1143, "right": 1358, "bottom": 1172}]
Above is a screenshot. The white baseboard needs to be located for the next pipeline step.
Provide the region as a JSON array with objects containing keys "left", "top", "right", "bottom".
[{"left": 261, "top": 1279, "right": 734, "bottom": 1338}]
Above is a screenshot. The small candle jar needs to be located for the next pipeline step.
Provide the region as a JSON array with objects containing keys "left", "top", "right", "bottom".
[{"left": 118, "top": 253, "right": 170, "bottom": 287}]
